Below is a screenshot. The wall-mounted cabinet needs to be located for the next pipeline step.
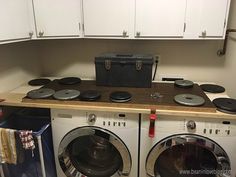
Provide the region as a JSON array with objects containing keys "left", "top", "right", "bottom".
[
  {"left": 185, "top": 0, "right": 230, "bottom": 39},
  {"left": 0, "top": 0, "right": 231, "bottom": 43},
  {"left": 33, "top": 0, "right": 82, "bottom": 38},
  {"left": 82, "top": 0, "right": 134, "bottom": 38},
  {"left": 135, "top": 0, "right": 187, "bottom": 38},
  {"left": 0, "top": 0, "right": 32, "bottom": 42}
]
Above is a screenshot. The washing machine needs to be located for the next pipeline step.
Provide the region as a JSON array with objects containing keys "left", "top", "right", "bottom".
[
  {"left": 140, "top": 114, "right": 236, "bottom": 177},
  {"left": 51, "top": 109, "right": 139, "bottom": 177}
]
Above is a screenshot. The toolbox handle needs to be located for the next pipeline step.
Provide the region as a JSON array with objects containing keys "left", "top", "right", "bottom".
[
  {"left": 104, "top": 59, "right": 143, "bottom": 71},
  {"left": 116, "top": 54, "right": 133, "bottom": 57}
]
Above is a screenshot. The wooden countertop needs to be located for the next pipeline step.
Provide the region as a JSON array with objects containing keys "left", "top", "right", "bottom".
[
  {"left": 22, "top": 80, "right": 216, "bottom": 112},
  {"left": 0, "top": 81, "right": 236, "bottom": 120}
]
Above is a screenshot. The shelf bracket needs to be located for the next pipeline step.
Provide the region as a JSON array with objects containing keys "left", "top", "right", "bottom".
[{"left": 217, "top": 29, "right": 236, "bottom": 56}]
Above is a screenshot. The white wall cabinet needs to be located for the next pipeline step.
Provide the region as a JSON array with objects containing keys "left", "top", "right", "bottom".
[
  {"left": 0, "top": 0, "right": 232, "bottom": 43},
  {"left": 0, "top": 0, "right": 32, "bottom": 42},
  {"left": 185, "top": 0, "right": 230, "bottom": 39},
  {"left": 33, "top": 0, "right": 82, "bottom": 38},
  {"left": 82, "top": 0, "right": 134, "bottom": 38},
  {"left": 135, "top": 0, "right": 187, "bottom": 38}
]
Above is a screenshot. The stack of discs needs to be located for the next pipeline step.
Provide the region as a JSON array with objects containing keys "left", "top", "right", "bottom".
[
  {"left": 53, "top": 89, "right": 80, "bottom": 100},
  {"left": 174, "top": 80, "right": 194, "bottom": 88},
  {"left": 200, "top": 84, "right": 225, "bottom": 93},
  {"left": 28, "top": 78, "right": 51, "bottom": 86},
  {"left": 213, "top": 98, "right": 236, "bottom": 114},
  {"left": 79, "top": 90, "right": 101, "bottom": 101},
  {"left": 58, "top": 77, "right": 81, "bottom": 85},
  {"left": 174, "top": 94, "right": 205, "bottom": 106},
  {"left": 27, "top": 88, "right": 55, "bottom": 99},
  {"left": 110, "top": 91, "right": 132, "bottom": 103}
]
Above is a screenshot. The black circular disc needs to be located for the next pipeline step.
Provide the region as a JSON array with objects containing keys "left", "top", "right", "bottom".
[
  {"left": 58, "top": 77, "right": 81, "bottom": 85},
  {"left": 28, "top": 78, "right": 51, "bottom": 86},
  {"left": 213, "top": 98, "right": 236, "bottom": 114},
  {"left": 27, "top": 88, "right": 55, "bottom": 99},
  {"left": 110, "top": 91, "right": 132, "bottom": 103},
  {"left": 174, "top": 80, "right": 194, "bottom": 88},
  {"left": 53, "top": 89, "right": 80, "bottom": 100},
  {"left": 200, "top": 84, "right": 225, "bottom": 93},
  {"left": 80, "top": 90, "right": 101, "bottom": 101}
]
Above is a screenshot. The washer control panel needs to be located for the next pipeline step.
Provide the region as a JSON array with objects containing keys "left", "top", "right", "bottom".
[
  {"left": 85, "top": 112, "right": 138, "bottom": 128},
  {"left": 53, "top": 109, "right": 138, "bottom": 129},
  {"left": 101, "top": 113, "right": 128, "bottom": 128}
]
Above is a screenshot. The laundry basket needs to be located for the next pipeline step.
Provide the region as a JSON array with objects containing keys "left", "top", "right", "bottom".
[{"left": 0, "top": 108, "right": 56, "bottom": 177}]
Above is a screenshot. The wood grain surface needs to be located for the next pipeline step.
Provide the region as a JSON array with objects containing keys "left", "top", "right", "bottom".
[{"left": 22, "top": 80, "right": 216, "bottom": 113}]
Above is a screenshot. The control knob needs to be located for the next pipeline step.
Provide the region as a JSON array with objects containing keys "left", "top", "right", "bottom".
[
  {"left": 88, "top": 114, "right": 97, "bottom": 123},
  {"left": 186, "top": 120, "right": 196, "bottom": 130}
]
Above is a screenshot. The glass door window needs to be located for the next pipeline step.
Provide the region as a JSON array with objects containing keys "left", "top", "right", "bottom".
[
  {"left": 68, "top": 135, "right": 122, "bottom": 177},
  {"left": 146, "top": 135, "right": 231, "bottom": 177},
  {"left": 155, "top": 144, "right": 218, "bottom": 177},
  {"left": 58, "top": 127, "right": 131, "bottom": 177}
]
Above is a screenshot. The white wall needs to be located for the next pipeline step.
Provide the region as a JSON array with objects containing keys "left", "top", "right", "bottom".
[
  {"left": 39, "top": 39, "right": 226, "bottom": 84},
  {"left": 0, "top": 41, "right": 41, "bottom": 92}
]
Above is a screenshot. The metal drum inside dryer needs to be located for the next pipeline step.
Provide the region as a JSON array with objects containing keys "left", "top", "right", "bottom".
[
  {"left": 51, "top": 109, "right": 139, "bottom": 177},
  {"left": 140, "top": 115, "right": 236, "bottom": 177}
]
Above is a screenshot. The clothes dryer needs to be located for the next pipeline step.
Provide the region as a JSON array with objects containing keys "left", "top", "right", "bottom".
[{"left": 140, "top": 114, "right": 236, "bottom": 177}]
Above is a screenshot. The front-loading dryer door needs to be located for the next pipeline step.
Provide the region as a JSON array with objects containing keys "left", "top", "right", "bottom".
[
  {"left": 146, "top": 134, "right": 231, "bottom": 177},
  {"left": 58, "top": 126, "right": 132, "bottom": 177}
]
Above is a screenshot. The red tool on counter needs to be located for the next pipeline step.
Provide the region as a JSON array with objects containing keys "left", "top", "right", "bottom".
[{"left": 149, "top": 110, "right": 157, "bottom": 138}]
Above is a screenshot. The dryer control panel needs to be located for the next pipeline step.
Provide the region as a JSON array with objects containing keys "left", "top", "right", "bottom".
[
  {"left": 188, "top": 119, "right": 236, "bottom": 137},
  {"left": 141, "top": 114, "right": 236, "bottom": 137}
]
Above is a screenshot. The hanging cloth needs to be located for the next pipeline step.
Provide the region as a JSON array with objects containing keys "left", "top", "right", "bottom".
[
  {"left": 0, "top": 128, "right": 17, "bottom": 164},
  {"left": 19, "top": 130, "right": 35, "bottom": 157}
]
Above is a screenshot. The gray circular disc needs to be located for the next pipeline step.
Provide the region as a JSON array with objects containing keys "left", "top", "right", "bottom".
[
  {"left": 175, "top": 80, "right": 194, "bottom": 88},
  {"left": 53, "top": 89, "right": 80, "bottom": 100},
  {"left": 27, "top": 88, "right": 55, "bottom": 99},
  {"left": 174, "top": 94, "right": 205, "bottom": 106}
]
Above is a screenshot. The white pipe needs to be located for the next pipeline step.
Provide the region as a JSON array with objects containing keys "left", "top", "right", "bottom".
[
  {"left": 37, "top": 135, "right": 46, "bottom": 177},
  {"left": 0, "top": 164, "right": 5, "bottom": 177}
]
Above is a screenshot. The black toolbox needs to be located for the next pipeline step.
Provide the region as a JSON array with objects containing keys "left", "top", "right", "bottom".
[{"left": 95, "top": 54, "right": 154, "bottom": 88}]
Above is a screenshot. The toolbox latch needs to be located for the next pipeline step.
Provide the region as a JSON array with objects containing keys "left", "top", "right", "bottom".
[
  {"left": 136, "top": 60, "right": 142, "bottom": 71},
  {"left": 105, "top": 60, "right": 111, "bottom": 70}
]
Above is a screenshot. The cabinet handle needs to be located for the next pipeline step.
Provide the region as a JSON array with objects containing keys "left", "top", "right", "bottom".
[
  {"left": 201, "top": 30, "right": 207, "bottom": 37},
  {"left": 122, "top": 30, "right": 127, "bottom": 37},
  {"left": 136, "top": 31, "right": 141, "bottom": 37},
  {"left": 39, "top": 30, "right": 44, "bottom": 37},
  {"left": 29, "top": 31, "right": 34, "bottom": 38}
]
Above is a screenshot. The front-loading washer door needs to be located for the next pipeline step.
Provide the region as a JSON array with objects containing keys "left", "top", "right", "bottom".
[
  {"left": 58, "top": 126, "right": 132, "bottom": 177},
  {"left": 146, "top": 134, "right": 231, "bottom": 177}
]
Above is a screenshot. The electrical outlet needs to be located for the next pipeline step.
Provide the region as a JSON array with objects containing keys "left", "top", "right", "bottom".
[
  {"left": 154, "top": 54, "right": 161, "bottom": 64},
  {"left": 159, "top": 74, "right": 186, "bottom": 81}
]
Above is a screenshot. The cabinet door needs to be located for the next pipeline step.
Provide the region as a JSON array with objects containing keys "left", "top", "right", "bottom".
[
  {"left": 135, "top": 0, "right": 187, "bottom": 38},
  {"left": 33, "top": 0, "right": 82, "bottom": 38},
  {"left": 185, "top": 0, "right": 229, "bottom": 38},
  {"left": 0, "top": 0, "right": 31, "bottom": 42},
  {"left": 83, "top": 0, "right": 134, "bottom": 38}
]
